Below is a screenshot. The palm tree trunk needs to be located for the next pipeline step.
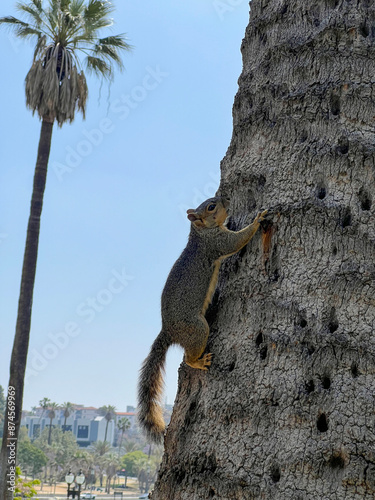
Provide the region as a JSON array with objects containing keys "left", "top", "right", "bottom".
[
  {"left": 152, "top": 1, "right": 375, "bottom": 499},
  {"left": 0, "top": 119, "right": 53, "bottom": 500},
  {"left": 48, "top": 417, "right": 53, "bottom": 445}
]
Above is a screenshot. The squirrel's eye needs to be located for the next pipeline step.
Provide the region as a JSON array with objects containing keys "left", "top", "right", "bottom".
[{"left": 207, "top": 204, "right": 216, "bottom": 212}]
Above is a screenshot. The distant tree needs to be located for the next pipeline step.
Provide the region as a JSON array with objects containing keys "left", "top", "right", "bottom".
[
  {"left": 47, "top": 402, "right": 59, "bottom": 445},
  {"left": 34, "top": 427, "right": 78, "bottom": 472},
  {"left": 90, "top": 440, "right": 111, "bottom": 457},
  {"left": 18, "top": 427, "right": 30, "bottom": 443},
  {"left": 90, "top": 440, "right": 111, "bottom": 488},
  {"left": 116, "top": 417, "right": 131, "bottom": 455},
  {"left": 17, "top": 441, "right": 48, "bottom": 477},
  {"left": 122, "top": 440, "right": 138, "bottom": 454},
  {"left": 121, "top": 451, "right": 148, "bottom": 478},
  {"left": 62, "top": 402, "right": 74, "bottom": 432},
  {"left": 103, "top": 452, "right": 121, "bottom": 493},
  {"left": 38, "top": 398, "right": 51, "bottom": 420},
  {"left": 99, "top": 405, "right": 117, "bottom": 443},
  {"left": 14, "top": 467, "right": 40, "bottom": 500}
]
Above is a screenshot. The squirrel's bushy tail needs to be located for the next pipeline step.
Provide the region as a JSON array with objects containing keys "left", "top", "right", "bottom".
[{"left": 138, "top": 331, "right": 172, "bottom": 443}]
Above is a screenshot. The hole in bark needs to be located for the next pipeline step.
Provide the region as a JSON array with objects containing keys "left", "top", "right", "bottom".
[
  {"left": 300, "top": 130, "right": 308, "bottom": 143},
  {"left": 239, "top": 245, "right": 247, "bottom": 259},
  {"left": 258, "top": 174, "right": 266, "bottom": 188},
  {"left": 329, "top": 453, "right": 346, "bottom": 469},
  {"left": 351, "top": 363, "right": 359, "bottom": 378},
  {"left": 305, "top": 380, "right": 315, "bottom": 394},
  {"left": 317, "top": 413, "right": 329, "bottom": 432},
  {"left": 260, "top": 346, "right": 268, "bottom": 360},
  {"left": 332, "top": 245, "right": 338, "bottom": 256},
  {"left": 302, "top": 342, "right": 316, "bottom": 356},
  {"left": 299, "top": 318, "right": 307, "bottom": 328},
  {"left": 341, "top": 207, "right": 352, "bottom": 228},
  {"left": 209, "top": 488, "right": 215, "bottom": 497},
  {"left": 329, "top": 320, "right": 339, "bottom": 333},
  {"left": 316, "top": 186, "right": 326, "bottom": 200},
  {"left": 227, "top": 359, "right": 236, "bottom": 372},
  {"left": 174, "top": 468, "right": 186, "bottom": 483},
  {"left": 359, "top": 188, "right": 372, "bottom": 211},
  {"left": 359, "top": 22, "right": 369, "bottom": 37},
  {"left": 256, "top": 332, "right": 264, "bottom": 346},
  {"left": 322, "top": 376, "right": 331, "bottom": 389},
  {"left": 280, "top": 3, "right": 288, "bottom": 15},
  {"left": 330, "top": 93, "right": 340, "bottom": 116},
  {"left": 226, "top": 216, "right": 237, "bottom": 231},
  {"left": 337, "top": 136, "right": 349, "bottom": 154},
  {"left": 271, "top": 466, "right": 281, "bottom": 483},
  {"left": 270, "top": 269, "right": 280, "bottom": 282}
]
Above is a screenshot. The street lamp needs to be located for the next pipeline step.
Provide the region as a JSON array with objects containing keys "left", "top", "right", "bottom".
[
  {"left": 65, "top": 471, "right": 74, "bottom": 499},
  {"left": 65, "top": 470, "right": 85, "bottom": 499},
  {"left": 76, "top": 470, "right": 86, "bottom": 499}
]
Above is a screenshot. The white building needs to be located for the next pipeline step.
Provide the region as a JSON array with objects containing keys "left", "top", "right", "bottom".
[{"left": 21, "top": 405, "right": 136, "bottom": 447}]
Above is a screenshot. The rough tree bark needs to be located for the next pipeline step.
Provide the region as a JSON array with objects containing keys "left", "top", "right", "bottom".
[{"left": 152, "top": 0, "right": 375, "bottom": 498}]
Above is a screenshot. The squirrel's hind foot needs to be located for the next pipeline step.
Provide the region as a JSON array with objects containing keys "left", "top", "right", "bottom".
[{"left": 185, "top": 352, "right": 212, "bottom": 371}]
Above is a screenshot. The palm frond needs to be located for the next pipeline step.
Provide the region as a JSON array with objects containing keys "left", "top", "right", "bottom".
[
  {"left": 60, "top": 0, "right": 72, "bottom": 11},
  {"left": 98, "top": 34, "right": 132, "bottom": 51},
  {"left": 30, "top": 0, "right": 43, "bottom": 11},
  {"left": 84, "top": 0, "right": 114, "bottom": 21},
  {"left": 69, "top": 0, "right": 85, "bottom": 17},
  {"left": 77, "top": 70, "right": 88, "bottom": 118},
  {"left": 0, "top": 15, "right": 29, "bottom": 30},
  {"left": 16, "top": 3, "right": 43, "bottom": 27},
  {"left": 33, "top": 34, "right": 47, "bottom": 59},
  {"left": 46, "top": 0, "right": 59, "bottom": 31},
  {"left": 85, "top": 55, "right": 112, "bottom": 79},
  {"left": 94, "top": 43, "right": 123, "bottom": 69},
  {"left": 25, "top": 60, "right": 44, "bottom": 111},
  {"left": 15, "top": 25, "right": 42, "bottom": 38}
]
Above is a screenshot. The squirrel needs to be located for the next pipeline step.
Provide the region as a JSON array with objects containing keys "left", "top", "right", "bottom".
[{"left": 137, "top": 196, "right": 267, "bottom": 443}]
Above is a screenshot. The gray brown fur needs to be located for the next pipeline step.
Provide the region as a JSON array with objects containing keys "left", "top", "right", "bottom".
[{"left": 137, "top": 197, "right": 267, "bottom": 443}]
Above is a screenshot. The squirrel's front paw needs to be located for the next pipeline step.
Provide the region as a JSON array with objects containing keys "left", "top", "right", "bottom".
[{"left": 254, "top": 209, "right": 268, "bottom": 224}]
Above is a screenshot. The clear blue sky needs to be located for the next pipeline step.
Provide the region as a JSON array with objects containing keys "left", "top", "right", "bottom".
[{"left": 0, "top": 0, "right": 250, "bottom": 412}]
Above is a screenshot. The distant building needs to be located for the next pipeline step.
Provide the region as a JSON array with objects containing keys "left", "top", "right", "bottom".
[{"left": 21, "top": 405, "right": 137, "bottom": 447}]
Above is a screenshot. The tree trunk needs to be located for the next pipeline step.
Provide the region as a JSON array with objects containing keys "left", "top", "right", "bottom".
[
  {"left": 152, "top": 1, "right": 375, "bottom": 499},
  {"left": 48, "top": 419, "right": 52, "bottom": 445},
  {"left": 0, "top": 119, "right": 53, "bottom": 500}
]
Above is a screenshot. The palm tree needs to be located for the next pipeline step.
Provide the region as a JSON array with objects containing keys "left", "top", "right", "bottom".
[
  {"left": 90, "top": 440, "right": 110, "bottom": 488},
  {"left": 116, "top": 417, "right": 130, "bottom": 456},
  {"left": 38, "top": 397, "right": 51, "bottom": 421},
  {"left": 152, "top": 1, "right": 375, "bottom": 499},
  {"left": 99, "top": 405, "right": 117, "bottom": 443},
  {"left": 62, "top": 401, "right": 74, "bottom": 432},
  {"left": 0, "top": 3, "right": 130, "bottom": 497},
  {"left": 47, "top": 402, "right": 59, "bottom": 445}
]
